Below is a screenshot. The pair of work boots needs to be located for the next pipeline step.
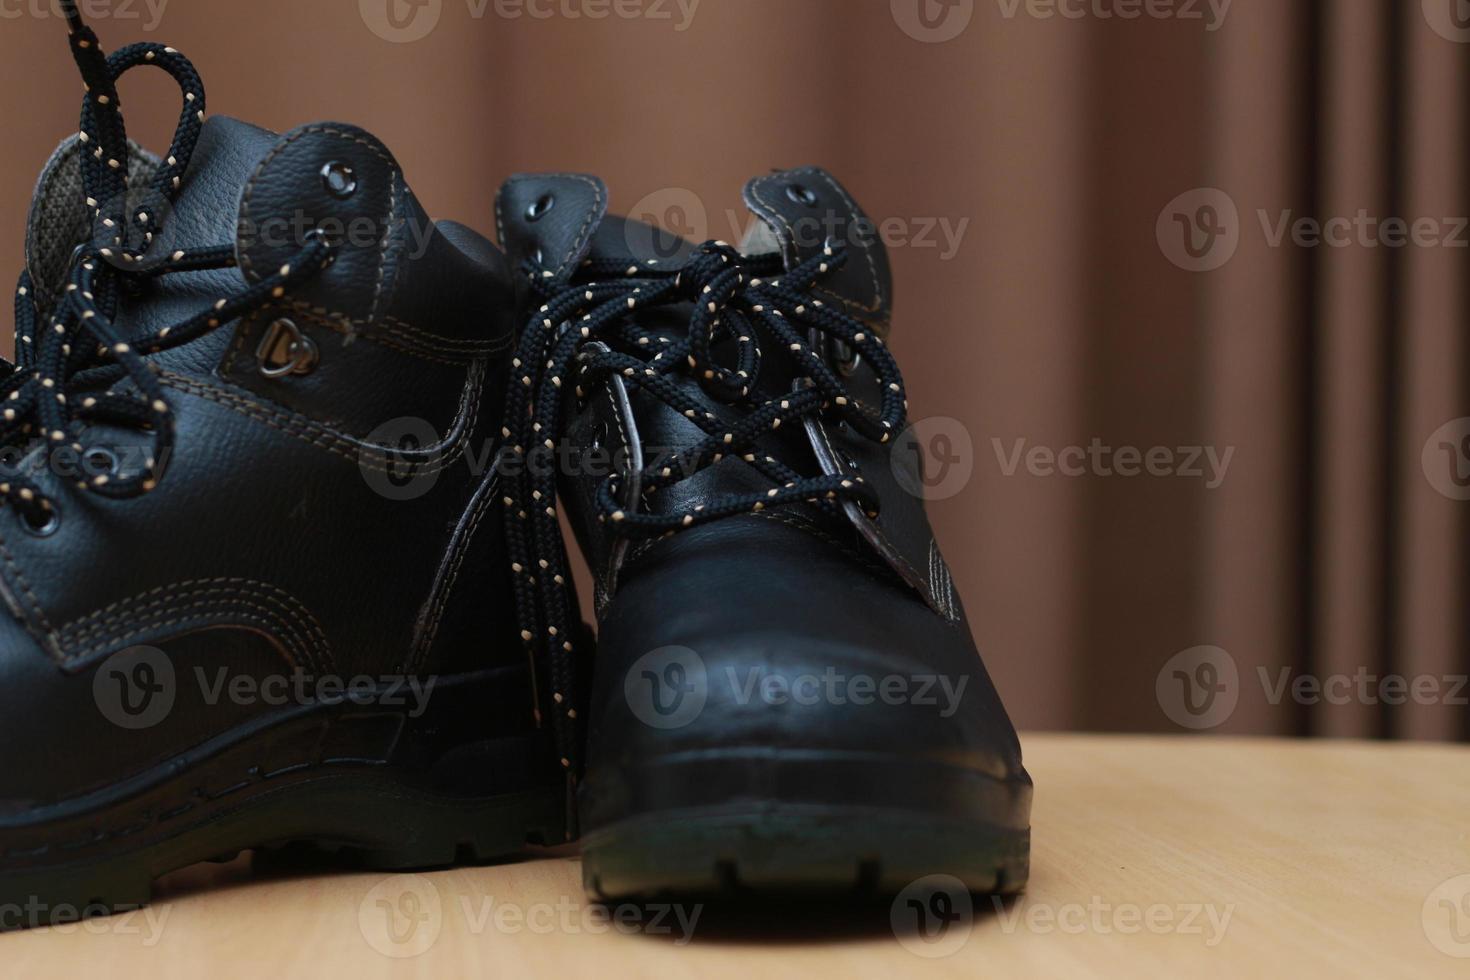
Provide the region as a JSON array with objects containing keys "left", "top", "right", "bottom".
[{"left": 0, "top": 10, "right": 1031, "bottom": 927}]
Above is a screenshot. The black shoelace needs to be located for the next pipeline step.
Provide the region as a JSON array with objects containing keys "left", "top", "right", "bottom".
[
  {"left": 500, "top": 239, "right": 909, "bottom": 783},
  {"left": 1, "top": 4, "right": 329, "bottom": 528}
]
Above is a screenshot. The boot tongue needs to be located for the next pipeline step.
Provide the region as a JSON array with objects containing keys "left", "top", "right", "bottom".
[{"left": 588, "top": 213, "right": 700, "bottom": 268}]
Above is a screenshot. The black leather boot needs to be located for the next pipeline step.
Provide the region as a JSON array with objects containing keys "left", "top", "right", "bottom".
[
  {"left": 494, "top": 170, "right": 1032, "bottom": 899},
  {"left": 0, "top": 10, "right": 563, "bottom": 928}
]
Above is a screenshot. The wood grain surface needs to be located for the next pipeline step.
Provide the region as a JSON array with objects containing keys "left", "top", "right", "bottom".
[{"left": 5, "top": 734, "right": 1468, "bottom": 978}]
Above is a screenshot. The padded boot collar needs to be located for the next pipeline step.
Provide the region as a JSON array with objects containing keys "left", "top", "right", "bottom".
[
  {"left": 495, "top": 173, "right": 608, "bottom": 285},
  {"left": 743, "top": 168, "right": 894, "bottom": 334},
  {"left": 236, "top": 122, "right": 517, "bottom": 348}
]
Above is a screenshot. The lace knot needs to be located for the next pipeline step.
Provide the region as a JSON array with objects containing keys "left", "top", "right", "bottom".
[
  {"left": 498, "top": 233, "right": 910, "bottom": 778},
  {"left": 2, "top": 8, "right": 330, "bottom": 524},
  {"left": 672, "top": 240, "right": 743, "bottom": 298}
]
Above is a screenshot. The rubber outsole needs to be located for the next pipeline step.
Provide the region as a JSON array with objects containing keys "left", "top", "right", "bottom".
[
  {"left": 0, "top": 666, "right": 563, "bottom": 931},
  {"left": 0, "top": 779, "right": 564, "bottom": 931},
  {"left": 581, "top": 803, "right": 1029, "bottom": 902},
  {"left": 579, "top": 746, "right": 1032, "bottom": 902}
]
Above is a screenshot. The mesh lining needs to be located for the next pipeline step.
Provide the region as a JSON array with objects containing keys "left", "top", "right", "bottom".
[
  {"left": 740, "top": 217, "right": 781, "bottom": 255},
  {"left": 24, "top": 135, "right": 160, "bottom": 311}
]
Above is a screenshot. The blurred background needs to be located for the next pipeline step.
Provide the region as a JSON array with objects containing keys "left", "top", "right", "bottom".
[{"left": 0, "top": 0, "right": 1464, "bottom": 740}]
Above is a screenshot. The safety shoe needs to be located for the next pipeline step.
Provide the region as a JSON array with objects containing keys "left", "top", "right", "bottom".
[
  {"left": 0, "top": 11, "right": 562, "bottom": 928},
  {"left": 494, "top": 170, "right": 1032, "bottom": 899}
]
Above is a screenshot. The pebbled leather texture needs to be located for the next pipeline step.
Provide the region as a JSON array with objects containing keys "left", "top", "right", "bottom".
[
  {"left": 494, "top": 173, "right": 608, "bottom": 285},
  {"left": 497, "top": 169, "right": 1030, "bottom": 834},
  {"left": 0, "top": 117, "right": 528, "bottom": 810},
  {"left": 743, "top": 168, "right": 893, "bottom": 333}
]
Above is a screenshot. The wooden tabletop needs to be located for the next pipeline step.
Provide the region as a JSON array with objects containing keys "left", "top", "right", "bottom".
[{"left": 6, "top": 734, "right": 1469, "bottom": 978}]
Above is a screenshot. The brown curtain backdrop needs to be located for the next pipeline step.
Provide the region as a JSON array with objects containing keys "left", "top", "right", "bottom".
[{"left": 0, "top": 0, "right": 1463, "bottom": 739}]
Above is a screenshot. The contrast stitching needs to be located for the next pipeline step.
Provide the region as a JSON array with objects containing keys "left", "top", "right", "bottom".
[
  {"left": 494, "top": 181, "right": 510, "bottom": 251},
  {"left": 368, "top": 166, "right": 402, "bottom": 322},
  {"left": 0, "top": 533, "right": 53, "bottom": 635},
  {"left": 278, "top": 305, "right": 510, "bottom": 353},
  {"left": 282, "top": 307, "right": 506, "bottom": 366},
  {"left": 747, "top": 170, "right": 888, "bottom": 327},
  {"left": 159, "top": 359, "right": 485, "bottom": 473},
  {"left": 552, "top": 174, "right": 605, "bottom": 277},
  {"left": 935, "top": 541, "right": 958, "bottom": 621},
  {"left": 498, "top": 174, "right": 605, "bottom": 279},
  {"left": 239, "top": 125, "right": 397, "bottom": 282},
  {"left": 807, "top": 169, "right": 886, "bottom": 314},
  {"left": 602, "top": 383, "right": 634, "bottom": 593},
  {"left": 61, "top": 602, "right": 319, "bottom": 671},
  {"left": 411, "top": 472, "right": 500, "bottom": 671},
  {"left": 60, "top": 577, "right": 328, "bottom": 652},
  {"left": 747, "top": 509, "right": 888, "bottom": 575},
  {"left": 811, "top": 419, "right": 930, "bottom": 597},
  {"left": 56, "top": 578, "right": 330, "bottom": 672}
]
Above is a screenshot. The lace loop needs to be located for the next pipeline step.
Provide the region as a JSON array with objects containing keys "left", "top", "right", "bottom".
[{"left": 1, "top": 6, "right": 331, "bottom": 523}]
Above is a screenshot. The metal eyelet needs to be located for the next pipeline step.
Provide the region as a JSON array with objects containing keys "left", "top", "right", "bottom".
[
  {"left": 526, "top": 194, "right": 556, "bottom": 222},
  {"left": 21, "top": 504, "right": 60, "bottom": 537},
  {"left": 256, "top": 318, "right": 319, "bottom": 379},
  {"left": 832, "top": 339, "right": 862, "bottom": 377},
  {"left": 321, "top": 161, "right": 357, "bottom": 199},
  {"left": 786, "top": 183, "right": 819, "bottom": 208}
]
